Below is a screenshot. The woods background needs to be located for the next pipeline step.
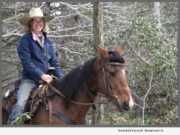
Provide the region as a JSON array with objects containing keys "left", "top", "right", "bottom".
[{"left": 0, "top": 1, "right": 177, "bottom": 126}]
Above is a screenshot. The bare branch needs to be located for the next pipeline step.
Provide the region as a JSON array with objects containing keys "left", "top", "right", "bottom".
[
  {"left": 73, "top": 3, "right": 92, "bottom": 10},
  {"left": 39, "top": 2, "right": 47, "bottom": 8},
  {"left": 61, "top": 2, "right": 92, "bottom": 22},
  {"left": 50, "top": 13, "right": 78, "bottom": 20},
  {"left": 48, "top": 2, "right": 93, "bottom": 25},
  {"left": 126, "top": 42, "right": 152, "bottom": 66},
  {"left": 142, "top": 71, "right": 154, "bottom": 125},
  {"left": 2, "top": 13, "right": 24, "bottom": 23},
  {"left": 134, "top": 103, "right": 143, "bottom": 109},
  {"left": 59, "top": 47, "right": 84, "bottom": 55},
  {"left": 2, "top": 33, "right": 93, "bottom": 38},
  {"left": 49, "top": 34, "right": 93, "bottom": 38},
  {"left": 1, "top": 33, "right": 22, "bottom": 38},
  {"left": 50, "top": 25, "right": 92, "bottom": 33},
  {"left": 144, "top": 71, "right": 153, "bottom": 99}
]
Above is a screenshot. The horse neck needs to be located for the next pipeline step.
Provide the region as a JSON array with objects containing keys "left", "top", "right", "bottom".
[
  {"left": 63, "top": 82, "right": 97, "bottom": 123},
  {"left": 71, "top": 82, "right": 97, "bottom": 107}
]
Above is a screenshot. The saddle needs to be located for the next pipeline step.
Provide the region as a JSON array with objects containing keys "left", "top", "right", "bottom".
[{"left": 3, "top": 80, "right": 55, "bottom": 120}]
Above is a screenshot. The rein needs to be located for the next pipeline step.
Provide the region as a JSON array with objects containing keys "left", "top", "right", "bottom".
[{"left": 48, "top": 83, "right": 109, "bottom": 106}]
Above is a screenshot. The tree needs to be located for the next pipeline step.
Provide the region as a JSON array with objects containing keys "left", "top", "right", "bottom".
[
  {"left": 153, "top": 2, "right": 161, "bottom": 29},
  {"left": 0, "top": 3, "right": 3, "bottom": 124},
  {"left": 92, "top": 0, "right": 104, "bottom": 124}
]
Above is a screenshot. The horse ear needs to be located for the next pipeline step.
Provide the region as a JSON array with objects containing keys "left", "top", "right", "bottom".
[
  {"left": 97, "top": 47, "right": 109, "bottom": 59},
  {"left": 115, "top": 47, "right": 125, "bottom": 55}
]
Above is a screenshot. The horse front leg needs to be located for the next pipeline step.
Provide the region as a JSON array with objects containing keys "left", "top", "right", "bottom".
[{"left": 31, "top": 105, "right": 49, "bottom": 125}]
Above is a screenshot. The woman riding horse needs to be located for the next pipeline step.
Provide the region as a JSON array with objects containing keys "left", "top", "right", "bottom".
[
  {"left": 8, "top": 7, "right": 63, "bottom": 124},
  {"left": 3, "top": 47, "right": 135, "bottom": 125},
  {"left": 4, "top": 7, "right": 135, "bottom": 125},
  {"left": 30, "top": 47, "right": 135, "bottom": 125}
]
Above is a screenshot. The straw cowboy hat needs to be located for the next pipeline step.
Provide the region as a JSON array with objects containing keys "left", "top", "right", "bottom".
[{"left": 18, "top": 7, "right": 52, "bottom": 32}]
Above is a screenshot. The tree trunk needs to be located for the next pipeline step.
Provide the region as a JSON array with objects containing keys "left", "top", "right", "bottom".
[
  {"left": 0, "top": 102, "right": 2, "bottom": 125},
  {"left": 153, "top": 2, "right": 161, "bottom": 29},
  {"left": 93, "top": 0, "right": 104, "bottom": 52},
  {"left": 92, "top": 0, "right": 104, "bottom": 125},
  {"left": 0, "top": 6, "right": 3, "bottom": 125}
]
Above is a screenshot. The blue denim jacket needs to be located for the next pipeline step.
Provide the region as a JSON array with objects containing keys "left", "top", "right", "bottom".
[{"left": 17, "top": 32, "right": 63, "bottom": 82}]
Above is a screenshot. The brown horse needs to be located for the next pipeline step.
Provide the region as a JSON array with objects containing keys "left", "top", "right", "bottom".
[{"left": 2, "top": 47, "right": 134, "bottom": 125}]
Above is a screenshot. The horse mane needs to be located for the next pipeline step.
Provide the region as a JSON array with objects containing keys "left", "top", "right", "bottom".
[{"left": 51, "top": 58, "right": 96, "bottom": 102}]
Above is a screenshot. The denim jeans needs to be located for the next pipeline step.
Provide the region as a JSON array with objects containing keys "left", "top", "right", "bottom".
[{"left": 8, "top": 79, "right": 36, "bottom": 124}]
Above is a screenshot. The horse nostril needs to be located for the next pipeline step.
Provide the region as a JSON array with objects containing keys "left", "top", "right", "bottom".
[{"left": 122, "top": 102, "right": 129, "bottom": 111}]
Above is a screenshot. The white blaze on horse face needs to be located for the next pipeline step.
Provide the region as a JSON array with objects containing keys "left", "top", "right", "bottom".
[
  {"left": 4, "top": 90, "right": 10, "bottom": 98},
  {"left": 121, "top": 69, "right": 134, "bottom": 109},
  {"left": 129, "top": 93, "right": 134, "bottom": 109},
  {"left": 121, "top": 69, "right": 126, "bottom": 78}
]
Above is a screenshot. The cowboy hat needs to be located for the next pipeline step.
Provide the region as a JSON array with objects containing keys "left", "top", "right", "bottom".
[{"left": 18, "top": 7, "right": 52, "bottom": 25}]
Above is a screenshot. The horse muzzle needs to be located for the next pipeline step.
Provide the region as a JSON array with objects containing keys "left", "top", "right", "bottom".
[
  {"left": 114, "top": 99, "right": 134, "bottom": 112},
  {"left": 112, "top": 94, "right": 135, "bottom": 111},
  {"left": 122, "top": 102, "right": 130, "bottom": 111}
]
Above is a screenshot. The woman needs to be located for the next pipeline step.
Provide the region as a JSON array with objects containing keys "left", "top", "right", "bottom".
[{"left": 8, "top": 7, "right": 63, "bottom": 124}]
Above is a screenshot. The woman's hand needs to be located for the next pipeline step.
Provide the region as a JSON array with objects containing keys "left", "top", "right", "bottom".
[{"left": 41, "top": 74, "right": 53, "bottom": 84}]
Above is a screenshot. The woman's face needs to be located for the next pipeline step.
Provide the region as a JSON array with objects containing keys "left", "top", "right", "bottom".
[{"left": 31, "top": 17, "right": 44, "bottom": 33}]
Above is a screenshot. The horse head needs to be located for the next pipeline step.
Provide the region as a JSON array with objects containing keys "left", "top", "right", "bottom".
[{"left": 94, "top": 47, "right": 134, "bottom": 111}]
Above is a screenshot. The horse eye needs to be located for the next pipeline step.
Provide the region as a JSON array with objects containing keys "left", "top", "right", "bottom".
[
  {"left": 109, "top": 70, "right": 116, "bottom": 76},
  {"left": 126, "top": 70, "right": 128, "bottom": 75}
]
